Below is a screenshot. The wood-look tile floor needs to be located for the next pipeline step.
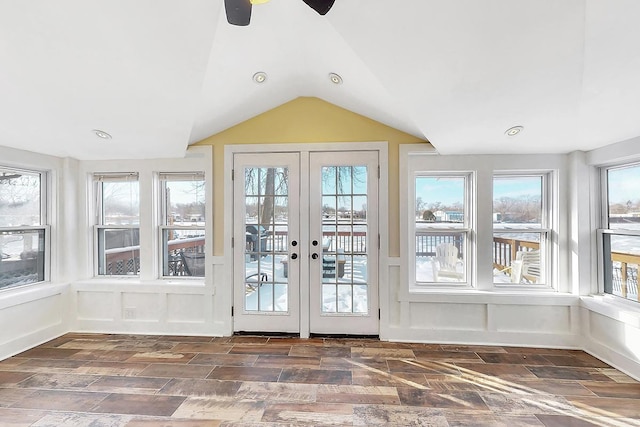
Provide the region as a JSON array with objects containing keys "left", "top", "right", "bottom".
[{"left": 0, "top": 334, "right": 639, "bottom": 426}]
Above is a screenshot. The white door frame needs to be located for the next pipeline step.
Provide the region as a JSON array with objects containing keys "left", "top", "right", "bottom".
[{"left": 224, "top": 142, "right": 389, "bottom": 338}]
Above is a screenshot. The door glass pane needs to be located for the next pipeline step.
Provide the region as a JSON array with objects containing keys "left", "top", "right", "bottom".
[
  {"left": 244, "top": 167, "right": 289, "bottom": 313},
  {"left": 320, "top": 166, "right": 369, "bottom": 315}
]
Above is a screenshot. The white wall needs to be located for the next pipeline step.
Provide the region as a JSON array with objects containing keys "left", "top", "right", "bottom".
[
  {"left": 1, "top": 139, "right": 639, "bottom": 381},
  {"left": 0, "top": 146, "right": 71, "bottom": 359}
]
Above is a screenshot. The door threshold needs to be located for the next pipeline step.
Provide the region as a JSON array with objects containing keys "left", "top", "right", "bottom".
[
  {"left": 233, "top": 331, "right": 300, "bottom": 338},
  {"left": 309, "top": 333, "right": 379, "bottom": 340}
]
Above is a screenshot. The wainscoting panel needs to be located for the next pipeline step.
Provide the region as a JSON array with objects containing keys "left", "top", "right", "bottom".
[
  {"left": 167, "top": 293, "right": 206, "bottom": 323},
  {"left": 77, "top": 291, "right": 113, "bottom": 321},
  {"left": 409, "top": 302, "right": 487, "bottom": 331},
  {"left": 0, "top": 284, "right": 68, "bottom": 360},
  {"left": 493, "top": 304, "right": 572, "bottom": 333}
]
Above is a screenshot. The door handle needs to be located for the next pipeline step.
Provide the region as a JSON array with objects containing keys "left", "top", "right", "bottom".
[
  {"left": 291, "top": 253, "right": 298, "bottom": 260},
  {"left": 311, "top": 253, "right": 319, "bottom": 260}
]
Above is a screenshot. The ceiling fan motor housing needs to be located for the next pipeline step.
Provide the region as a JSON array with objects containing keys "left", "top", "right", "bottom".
[{"left": 225, "top": 0, "right": 336, "bottom": 26}]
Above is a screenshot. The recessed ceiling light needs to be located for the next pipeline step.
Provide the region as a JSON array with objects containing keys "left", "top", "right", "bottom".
[
  {"left": 93, "top": 129, "right": 112, "bottom": 140},
  {"left": 253, "top": 72, "right": 267, "bottom": 84},
  {"left": 505, "top": 125, "right": 524, "bottom": 136},
  {"left": 329, "top": 72, "right": 343, "bottom": 85}
]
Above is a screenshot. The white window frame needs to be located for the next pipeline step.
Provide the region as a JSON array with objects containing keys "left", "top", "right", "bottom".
[
  {"left": 410, "top": 171, "right": 474, "bottom": 289},
  {"left": 93, "top": 172, "right": 140, "bottom": 277},
  {"left": 492, "top": 172, "right": 553, "bottom": 289},
  {"left": 82, "top": 147, "right": 212, "bottom": 283},
  {"left": 0, "top": 166, "right": 49, "bottom": 289},
  {"left": 400, "top": 144, "right": 568, "bottom": 297},
  {"left": 598, "top": 162, "right": 640, "bottom": 303},
  {"left": 158, "top": 172, "right": 205, "bottom": 279}
]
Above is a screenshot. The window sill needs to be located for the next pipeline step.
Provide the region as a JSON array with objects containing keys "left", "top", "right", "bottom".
[
  {"left": 73, "top": 277, "right": 206, "bottom": 289},
  {"left": 0, "top": 282, "right": 69, "bottom": 309},
  {"left": 403, "top": 288, "right": 577, "bottom": 305},
  {"left": 580, "top": 294, "right": 640, "bottom": 329}
]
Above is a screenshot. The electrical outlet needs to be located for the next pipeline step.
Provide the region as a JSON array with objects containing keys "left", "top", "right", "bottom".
[{"left": 124, "top": 307, "right": 136, "bottom": 319}]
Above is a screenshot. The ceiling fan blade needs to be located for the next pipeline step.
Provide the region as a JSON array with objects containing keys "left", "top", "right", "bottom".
[
  {"left": 225, "top": 0, "right": 252, "bottom": 26},
  {"left": 302, "top": 0, "right": 335, "bottom": 15}
]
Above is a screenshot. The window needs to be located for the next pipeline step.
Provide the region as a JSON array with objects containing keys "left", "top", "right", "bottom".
[
  {"left": 0, "top": 167, "right": 46, "bottom": 289},
  {"left": 94, "top": 173, "right": 140, "bottom": 276},
  {"left": 159, "top": 172, "right": 205, "bottom": 277},
  {"left": 601, "top": 163, "right": 640, "bottom": 303},
  {"left": 492, "top": 174, "right": 549, "bottom": 286},
  {"left": 414, "top": 174, "right": 471, "bottom": 285}
]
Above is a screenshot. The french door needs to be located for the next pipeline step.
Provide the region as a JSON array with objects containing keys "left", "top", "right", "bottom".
[{"left": 233, "top": 151, "right": 379, "bottom": 336}]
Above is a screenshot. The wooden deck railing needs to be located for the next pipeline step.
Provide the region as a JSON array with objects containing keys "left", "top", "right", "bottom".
[
  {"left": 269, "top": 231, "right": 367, "bottom": 253},
  {"left": 492, "top": 237, "right": 539, "bottom": 271},
  {"left": 104, "top": 232, "right": 640, "bottom": 301},
  {"left": 415, "top": 233, "right": 463, "bottom": 257},
  {"left": 611, "top": 251, "right": 640, "bottom": 300},
  {"left": 105, "top": 237, "right": 205, "bottom": 275}
]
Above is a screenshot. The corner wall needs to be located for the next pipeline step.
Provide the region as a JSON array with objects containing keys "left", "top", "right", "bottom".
[
  {"left": 578, "top": 137, "right": 640, "bottom": 380},
  {"left": 0, "top": 146, "right": 71, "bottom": 360},
  {"left": 69, "top": 147, "right": 223, "bottom": 336}
]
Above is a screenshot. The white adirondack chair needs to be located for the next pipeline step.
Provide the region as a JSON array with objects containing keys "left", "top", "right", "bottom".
[
  {"left": 431, "top": 243, "right": 464, "bottom": 282},
  {"left": 510, "top": 250, "right": 541, "bottom": 283}
]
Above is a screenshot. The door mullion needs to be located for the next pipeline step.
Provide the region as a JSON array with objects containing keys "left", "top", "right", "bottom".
[{"left": 299, "top": 151, "right": 311, "bottom": 338}]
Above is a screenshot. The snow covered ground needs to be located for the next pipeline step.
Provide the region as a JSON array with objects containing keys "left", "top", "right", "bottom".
[{"left": 243, "top": 254, "right": 369, "bottom": 314}]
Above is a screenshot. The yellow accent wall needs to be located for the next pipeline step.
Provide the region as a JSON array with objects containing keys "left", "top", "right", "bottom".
[{"left": 194, "top": 96, "right": 429, "bottom": 257}]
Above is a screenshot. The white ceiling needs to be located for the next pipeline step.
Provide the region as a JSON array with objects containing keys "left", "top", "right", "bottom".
[{"left": 1, "top": 0, "right": 639, "bottom": 160}]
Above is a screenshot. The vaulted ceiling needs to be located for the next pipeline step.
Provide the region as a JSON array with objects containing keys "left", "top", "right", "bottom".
[{"left": 1, "top": 1, "right": 639, "bottom": 160}]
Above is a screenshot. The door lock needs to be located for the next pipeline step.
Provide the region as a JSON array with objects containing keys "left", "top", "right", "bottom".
[
  {"left": 311, "top": 253, "right": 319, "bottom": 260},
  {"left": 291, "top": 253, "right": 298, "bottom": 260}
]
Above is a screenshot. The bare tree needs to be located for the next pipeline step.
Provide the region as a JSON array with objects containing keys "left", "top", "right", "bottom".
[
  {"left": 493, "top": 196, "right": 518, "bottom": 220},
  {"left": 245, "top": 165, "right": 363, "bottom": 229},
  {"left": 260, "top": 168, "right": 276, "bottom": 227},
  {"left": 244, "top": 167, "right": 289, "bottom": 229},
  {"left": 416, "top": 197, "right": 425, "bottom": 218}
]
